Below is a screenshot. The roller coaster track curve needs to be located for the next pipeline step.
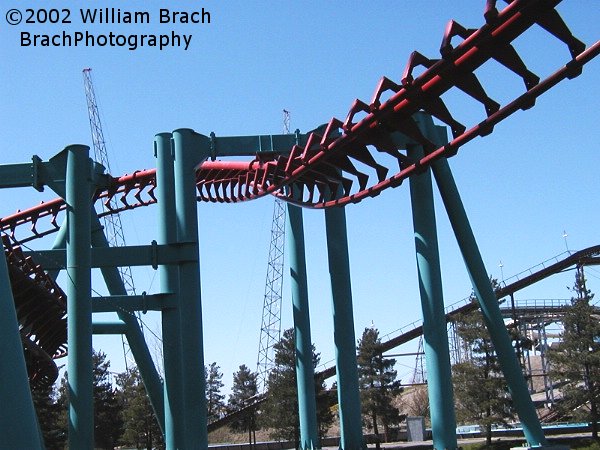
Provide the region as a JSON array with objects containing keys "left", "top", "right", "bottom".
[
  {"left": 1, "top": 0, "right": 598, "bottom": 387},
  {"left": 1, "top": 0, "right": 598, "bottom": 245}
]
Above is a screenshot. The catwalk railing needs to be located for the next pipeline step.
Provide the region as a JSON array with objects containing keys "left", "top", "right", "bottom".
[{"left": 1, "top": 0, "right": 598, "bottom": 387}]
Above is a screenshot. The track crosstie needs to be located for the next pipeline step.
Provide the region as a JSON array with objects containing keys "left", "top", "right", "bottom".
[{"left": 1, "top": 0, "right": 598, "bottom": 386}]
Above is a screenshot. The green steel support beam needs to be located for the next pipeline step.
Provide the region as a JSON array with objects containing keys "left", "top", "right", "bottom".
[
  {"left": 407, "top": 133, "right": 457, "bottom": 450},
  {"left": 286, "top": 201, "right": 320, "bottom": 450},
  {"left": 431, "top": 155, "right": 547, "bottom": 447},
  {"left": 155, "top": 132, "right": 185, "bottom": 450},
  {"left": 92, "top": 321, "right": 128, "bottom": 334},
  {"left": 25, "top": 241, "right": 198, "bottom": 270},
  {"left": 0, "top": 241, "right": 44, "bottom": 449},
  {"left": 172, "top": 128, "right": 209, "bottom": 449},
  {"left": 65, "top": 144, "right": 94, "bottom": 450},
  {"left": 208, "top": 131, "right": 307, "bottom": 156},
  {"left": 0, "top": 158, "right": 43, "bottom": 188},
  {"left": 48, "top": 219, "right": 69, "bottom": 280},
  {"left": 0, "top": 150, "right": 108, "bottom": 194},
  {"left": 90, "top": 216, "right": 166, "bottom": 434},
  {"left": 91, "top": 293, "right": 176, "bottom": 312},
  {"left": 0, "top": 155, "right": 72, "bottom": 191},
  {"left": 46, "top": 214, "right": 167, "bottom": 436},
  {"left": 324, "top": 206, "right": 364, "bottom": 450}
]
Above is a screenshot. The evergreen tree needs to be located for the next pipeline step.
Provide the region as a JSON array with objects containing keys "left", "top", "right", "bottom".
[
  {"left": 228, "top": 364, "right": 259, "bottom": 442},
  {"left": 549, "top": 270, "right": 600, "bottom": 439},
  {"left": 452, "top": 308, "right": 513, "bottom": 445},
  {"left": 261, "top": 329, "right": 299, "bottom": 443},
  {"left": 55, "top": 350, "right": 124, "bottom": 449},
  {"left": 93, "top": 350, "right": 123, "bottom": 449},
  {"left": 261, "top": 328, "right": 334, "bottom": 444},
  {"left": 205, "top": 362, "right": 226, "bottom": 422},
  {"left": 31, "top": 380, "right": 66, "bottom": 450},
  {"left": 357, "top": 327, "right": 402, "bottom": 448},
  {"left": 116, "top": 367, "right": 164, "bottom": 449}
]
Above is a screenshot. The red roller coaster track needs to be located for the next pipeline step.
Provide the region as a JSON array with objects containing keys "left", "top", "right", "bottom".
[
  {"left": 1, "top": 0, "right": 598, "bottom": 385},
  {"left": 2, "top": 0, "right": 599, "bottom": 246}
]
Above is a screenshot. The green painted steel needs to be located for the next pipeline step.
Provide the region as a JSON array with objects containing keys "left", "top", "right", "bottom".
[
  {"left": 0, "top": 160, "right": 41, "bottom": 187},
  {"left": 0, "top": 155, "right": 56, "bottom": 190},
  {"left": 0, "top": 240, "right": 44, "bottom": 449},
  {"left": 324, "top": 206, "right": 365, "bottom": 450},
  {"left": 431, "top": 155, "right": 547, "bottom": 447},
  {"left": 92, "top": 321, "right": 128, "bottom": 334},
  {"left": 90, "top": 216, "right": 166, "bottom": 434},
  {"left": 65, "top": 144, "right": 94, "bottom": 450},
  {"left": 48, "top": 219, "right": 69, "bottom": 280},
  {"left": 26, "top": 241, "right": 198, "bottom": 270},
  {"left": 172, "top": 129, "right": 209, "bottom": 449},
  {"left": 46, "top": 214, "right": 167, "bottom": 436},
  {"left": 286, "top": 202, "right": 320, "bottom": 450},
  {"left": 91, "top": 293, "right": 176, "bottom": 313},
  {"left": 156, "top": 132, "right": 186, "bottom": 449},
  {"left": 407, "top": 137, "right": 458, "bottom": 450},
  {"left": 208, "top": 131, "right": 308, "bottom": 156}
]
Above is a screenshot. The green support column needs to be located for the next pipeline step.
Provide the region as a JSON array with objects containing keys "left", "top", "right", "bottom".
[
  {"left": 286, "top": 202, "right": 320, "bottom": 450},
  {"left": 65, "top": 144, "right": 94, "bottom": 449},
  {"left": 48, "top": 219, "right": 68, "bottom": 280},
  {"left": 172, "top": 129, "right": 209, "bottom": 449},
  {"left": 89, "top": 216, "right": 165, "bottom": 435},
  {"left": 0, "top": 242, "right": 44, "bottom": 450},
  {"left": 431, "top": 156, "right": 547, "bottom": 447},
  {"left": 324, "top": 206, "right": 364, "bottom": 450},
  {"left": 50, "top": 210, "right": 167, "bottom": 438},
  {"left": 407, "top": 132, "right": 457, "bottom": 449},
  {"left": 155, "top": 132, "right": 186, "bottom": 449}
]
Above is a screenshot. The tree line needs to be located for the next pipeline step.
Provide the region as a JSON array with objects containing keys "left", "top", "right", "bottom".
[
  {"left": 205, "top": 327, "right": 403, "bottom": 449},
  {"left": 31, "top": 271, "right": 600, "bottom": 448},
  {"left": 32, "top": 325, "right": 402, "bottom": 450}
]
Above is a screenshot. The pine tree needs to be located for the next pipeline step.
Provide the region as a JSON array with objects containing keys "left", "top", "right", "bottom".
[
  {"left": 357, "top": 327, "right": 402, "bottom": 448},
  {"left": 55, "top": 350, "right": 124, "bottom": 449},
  {"left": 228, "top": 364, "right": 259, "bottom": 443},
  {"left": 549, "top": 269, "right": 600, "bottom": 439},
  {"left": 92, "top": 350, "right": 123, "bottom": 449},
  {"left": 116, "top": 367, "right": 164, "bottom": 449},
  {"left": 452, "top": 308, "right": 513, "bottom": 445},
  {"left": 205, "top": 362, "right": 226, "bottom": 422},
  {"left": 261, "top": 329, "right": 299, "bottom": 443},
  {"left": 31, "top": 380, "right": 66, "bottom": 450},
  {"left": 261, "top": 328, "right": 334, "bottom": 444}
]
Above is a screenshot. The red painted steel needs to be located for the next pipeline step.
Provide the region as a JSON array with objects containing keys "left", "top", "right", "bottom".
[
  {"left": 0, "top": 0, "right": 598, "bottom": 385},
  {"left": 3, "top": 236, "right": 67, "bottom": 386},
  {"left": 1, "top": 0, "right": 597, "bottom": 241}
]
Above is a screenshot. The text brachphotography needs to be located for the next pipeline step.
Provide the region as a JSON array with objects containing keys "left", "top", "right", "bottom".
[
  {"left": 21, "top": 30, "right": 193, "bottom": 51},
  {"left": 6, "top": 6, "right": 211, "bottom": 51}
]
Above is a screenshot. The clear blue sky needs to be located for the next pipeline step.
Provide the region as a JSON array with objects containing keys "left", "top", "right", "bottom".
[{"left": 1, "top": 1, "right": 598, "bottom": 392}]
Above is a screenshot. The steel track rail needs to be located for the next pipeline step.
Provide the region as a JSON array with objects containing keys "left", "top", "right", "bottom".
[
  {"left": 0, "top": 1, "right": 598, "bottom": 388},
  {"left": 1, "top": 1, "right": 597, "bottom": 244}
]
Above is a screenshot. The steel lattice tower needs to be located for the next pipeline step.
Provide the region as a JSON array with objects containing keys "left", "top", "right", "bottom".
[
  {"left": 256, "top": 110, "right": 289, "bottom": 392},
  {"left": 83, "top": 68, "right": 139, "bottom": 366}
]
